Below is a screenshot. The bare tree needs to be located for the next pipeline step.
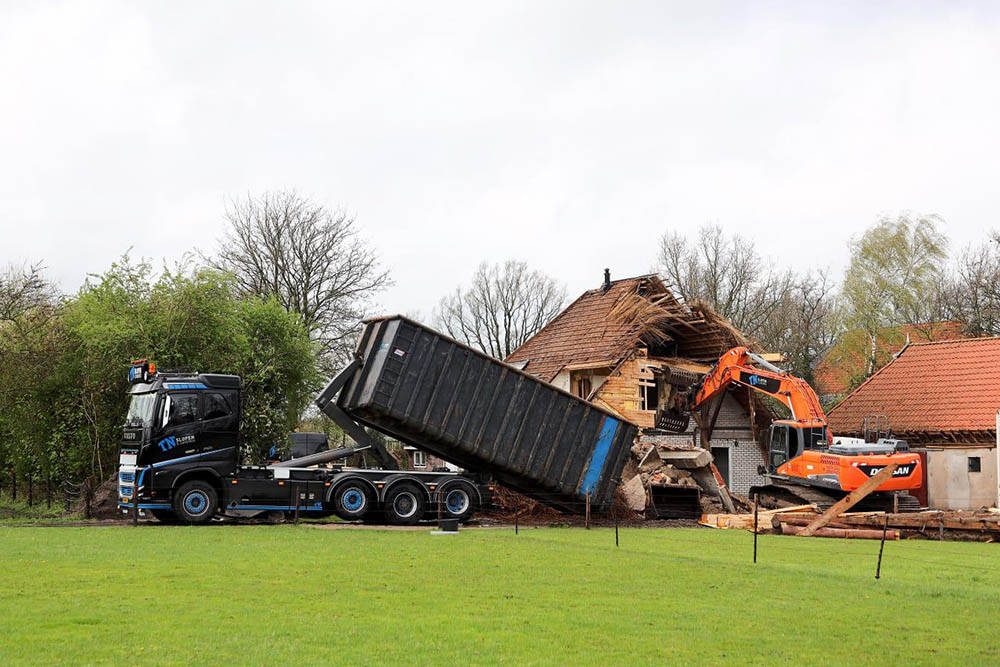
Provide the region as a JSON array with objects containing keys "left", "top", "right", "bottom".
[
  {"left": 657, "top": 224, "right": 796, "bottom": 345},
  {"left": 0, "top": 262, "right": 55, "bottom": 324},
  {"left": 208, "top": 191, "right": 391, "bottom": 364},
  {"left": 434, "top": 260, "right": 566, "bottom": 359},
  {"left": 947, "top": 232, "right": 1000, "bottom": 336},
  {"left": 756, "top": 270, "right": 841, "bottom": 384}
]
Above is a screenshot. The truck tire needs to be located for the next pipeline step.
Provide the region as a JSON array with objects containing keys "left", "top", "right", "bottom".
[
  {"left": 173, "top": 481, "right": 218, "bottom": 524},
  {"left": 385, "top": 482, "right": 425, "bottom": 526},
  {"left": 331, "top": 482, "right": 373, "bottom": 521},
  {"left": 440, "top": 481, "right": 477, "bottom": 522}
]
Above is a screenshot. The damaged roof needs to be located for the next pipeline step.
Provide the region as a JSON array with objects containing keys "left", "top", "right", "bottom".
[
  {"left": 827, "top": 337, "right": 1000, "bottom": 441},
  {"left": 505, "top": 273, "right": 755, "bottom": 382}
]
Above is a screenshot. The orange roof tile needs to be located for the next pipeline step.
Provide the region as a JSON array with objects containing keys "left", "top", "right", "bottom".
[
  {"left": 505, "top": 276, "right": 661, "bottom": 382},
  {"left": 827, "top": 337, "right": 1000, "bottom": 437}
]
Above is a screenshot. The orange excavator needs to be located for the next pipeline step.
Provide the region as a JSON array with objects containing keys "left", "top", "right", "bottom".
[{"left": 659, "top": 347, "right": 922, "bottom": 510}]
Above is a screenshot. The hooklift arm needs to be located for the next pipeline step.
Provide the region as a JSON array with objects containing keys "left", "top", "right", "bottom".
[
  {"left": 692, "top": 347, "right": 828, "bottom": 426},
  {"left": 312, "top": 358, "right": 400, "bottom": 470}
]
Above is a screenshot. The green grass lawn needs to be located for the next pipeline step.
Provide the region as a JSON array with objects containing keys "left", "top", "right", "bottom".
[{"left": 1, "top": 525, "right": 997, "bottom": 665}]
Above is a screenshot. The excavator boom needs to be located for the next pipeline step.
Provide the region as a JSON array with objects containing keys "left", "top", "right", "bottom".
[{"left": 692, "top": 347, "right": 828, "bottom": 428}]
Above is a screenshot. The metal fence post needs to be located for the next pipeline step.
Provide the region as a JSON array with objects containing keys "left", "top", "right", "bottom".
[
  {"left": 875, "top": 516, "right": 889, "bottom": 580},
  {"left": 752, "top": 494, "right": 759, "bottom": 564},
  {"left": 294, "top": 484, "right": 301, "bottom": 524},
  {"left": 585, "top": 491, "right": 591, "bottom": 530}
]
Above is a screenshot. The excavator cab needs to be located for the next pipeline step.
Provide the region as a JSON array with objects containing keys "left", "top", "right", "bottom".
[{"left": 765, "top": 422, "right": 829, "bottom": 473}]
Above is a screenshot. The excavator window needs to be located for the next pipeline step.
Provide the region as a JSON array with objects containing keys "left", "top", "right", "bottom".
[
  {"left": 769, "top": 425, "right": 788, "bottom": 469},
  {"left": 786, "top": 428, "right": 800, "bottom": 460}
]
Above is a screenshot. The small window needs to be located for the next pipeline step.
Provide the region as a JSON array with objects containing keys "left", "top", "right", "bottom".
[
  {"left": 203, "top": 393, "right": 231, "bottom": 420},
  {"left": 969, "top": 456, "right": 981, "bottom": 473},
  {"left": 576, "top": 377, "right": 592, "bottom": 399},
  {"left": 413, "top": 450, "right": 427, "bottom": 468},
  {"left": 166, "top": 394, "right": 199, "bottom": 426},
  {"left": 638, "top": 366, "right": 658, "bottom": 411}
]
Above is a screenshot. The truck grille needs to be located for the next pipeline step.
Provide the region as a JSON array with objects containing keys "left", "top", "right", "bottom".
[{"left": 119, "top": 472, "right": 135, "bottom": 483}]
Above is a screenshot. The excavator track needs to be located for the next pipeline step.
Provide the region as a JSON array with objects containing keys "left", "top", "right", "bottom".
[{"left": 748, "top": 481, "right": 922, "bottom": 513}]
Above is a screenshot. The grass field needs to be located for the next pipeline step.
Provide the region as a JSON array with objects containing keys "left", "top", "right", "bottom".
[{"left": 1, "top": 524, "right": 998, "bottom": 665}]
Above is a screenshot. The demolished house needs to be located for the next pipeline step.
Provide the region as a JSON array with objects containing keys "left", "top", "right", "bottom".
[
  {"left": 827, "top": 337, "right": 1000, "bottom": 510},
  {"left": 506, "top": 270, "right": 775, "bottom": 516}
]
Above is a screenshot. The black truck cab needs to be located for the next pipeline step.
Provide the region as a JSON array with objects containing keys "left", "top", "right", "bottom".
[
  {"left": 119, "top": 362, "right": 244, "bottom": 520},
  {"left": 118, "top": 360, "right": 492, "bottom": 524}
]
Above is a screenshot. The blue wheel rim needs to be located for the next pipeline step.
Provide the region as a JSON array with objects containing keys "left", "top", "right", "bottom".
[
  {"left": 446, "top": 489, "right": 469, "bottom": 515},
  {"left": 184, "top": 490, "right": 208, "bottom": 516},
  {"left": 342, "top": 488, "right": 365, "bottom": 512}
]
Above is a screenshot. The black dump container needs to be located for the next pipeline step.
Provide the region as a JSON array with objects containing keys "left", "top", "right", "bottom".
[{"left": 334, "top": 316, "right": 636, "bottom": 513}]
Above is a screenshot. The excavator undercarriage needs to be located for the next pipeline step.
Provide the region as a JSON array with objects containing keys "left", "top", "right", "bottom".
[{"left": 748, "top": 478, "right": 921, "bottom": 513}]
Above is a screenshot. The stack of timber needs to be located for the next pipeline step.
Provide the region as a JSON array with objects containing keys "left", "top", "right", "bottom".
[
  {"left": 700, "top": 505, "right": 816, "bottom": 530},
  {"left": 703, "top": 508, "right": 1000, "bottom": 541}
]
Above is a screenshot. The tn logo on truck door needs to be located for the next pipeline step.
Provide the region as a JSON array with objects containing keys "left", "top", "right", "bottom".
[{"left": 158, "top": 434, "right": 195, "bottom": 452}]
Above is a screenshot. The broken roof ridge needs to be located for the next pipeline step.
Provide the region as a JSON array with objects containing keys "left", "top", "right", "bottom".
[{"left": 904, "top": 334, "right": 1000, "bottom": 347}]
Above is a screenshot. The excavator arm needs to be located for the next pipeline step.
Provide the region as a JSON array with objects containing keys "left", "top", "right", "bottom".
[{"left": 691, "top": 347, "right": 828, "bottom": 427}]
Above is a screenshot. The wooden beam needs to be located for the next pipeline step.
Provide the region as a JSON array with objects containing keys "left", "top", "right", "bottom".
[
  {"left": 709, "top": 462, "right": 737, "bottom": 514},
  {"left": 799, "top": 463, "right": 899, "bottom": 537},
  {"left": 704, "top": 392, "right": 726, "bottom": 443}
]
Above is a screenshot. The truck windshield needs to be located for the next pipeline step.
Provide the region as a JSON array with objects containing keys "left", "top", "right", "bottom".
[{"left": 126, "top": 393, "right": 157, "bottom": 427}]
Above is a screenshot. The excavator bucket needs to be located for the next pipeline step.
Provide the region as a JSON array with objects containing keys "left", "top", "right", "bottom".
[
  {"left": 652, "top": 367, "right": 700, "bottom": 433},
  {"left": 655, "top": 406, "right": 691, "bottom": 433}
]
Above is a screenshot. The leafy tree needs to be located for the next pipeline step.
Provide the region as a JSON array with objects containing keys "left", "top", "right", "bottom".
[
  {"left": 434, "top": 260, "right": 566, "bottom": 359},
  {"left": 841, "top": 214, "right": 949, "bottom": 377},
  {"left": 0, "top": 256, "right": 319, "bottom": 490}
]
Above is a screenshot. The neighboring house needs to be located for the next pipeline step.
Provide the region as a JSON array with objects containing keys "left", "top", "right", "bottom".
[
  {"left": 827, "top": 337, "right": 1000, "bottom": 510},
  {"left": 505, "top": 271, "right": 774, "bottom": 496},
  {"left": 814, "top": 321, "right": 966, "bottom": 402},
  {"left": 402, "top": 445, "right": 455, "bottom": 472}
]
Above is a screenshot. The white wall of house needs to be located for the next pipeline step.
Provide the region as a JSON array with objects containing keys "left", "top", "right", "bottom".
[
  {"left": 925, "top": 447, "right": 998, "bottom": 510},
  {"left": 550, "top": 370, "right": 571, "bottom": 392}
]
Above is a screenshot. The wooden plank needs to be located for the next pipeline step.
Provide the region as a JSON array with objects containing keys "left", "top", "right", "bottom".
[
  {"left": 779, "top": 523, "right": 900, "bottom": 540},
  {"left": 759, "top": 504, "right": 816, "bottom": 515},
  {"left": 799, "top": 463, "right": 899, "bottom": 537},
  {"left": 709, "top": 462, "right": 737, "bottom": 514}
]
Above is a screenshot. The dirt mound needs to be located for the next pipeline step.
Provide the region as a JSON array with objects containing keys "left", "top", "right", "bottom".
[
  {"left": 484, "top": 485, "right": 642, "bottom": 524},
  {"left": 73, "top": 476, "right": 122, "bottom": 520}
]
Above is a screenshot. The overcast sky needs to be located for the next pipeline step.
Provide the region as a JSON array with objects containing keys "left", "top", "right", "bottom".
[{"left": 2, "top": 1, "right": 998, "bottom": 317}]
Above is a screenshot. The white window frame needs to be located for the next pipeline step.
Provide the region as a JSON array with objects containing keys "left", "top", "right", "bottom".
[
  {"left": 638, "top": 364, "right": 657, "bottom": 412},
  {"left": 412, "top": 450, "right": 427, "bottom": 468}
]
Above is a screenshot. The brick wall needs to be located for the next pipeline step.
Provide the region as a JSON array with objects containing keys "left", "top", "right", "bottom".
[
  {"left": 595, "top": 357, "right": 656, "bottom": 427},
  {"left": 706, "top": 438, "right": 767, "bottom": 495}
]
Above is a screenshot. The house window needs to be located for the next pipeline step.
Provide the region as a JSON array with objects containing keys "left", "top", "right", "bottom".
[
  {"left": 576, "top": 377, "right": 592, "bottom": 399},
  {"left": 969, "top": 456, "right": 981, "bottom": 473},
  {"left": 413, "top": 450, "right": 427, "bottom": 468},
  {"left": 638, "top": 366, "right": 657, "bottom": 411}
]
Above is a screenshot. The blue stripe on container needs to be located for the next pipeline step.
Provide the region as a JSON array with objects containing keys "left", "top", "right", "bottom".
[{"left": 578, "top": 416, "right": 619, "bottom": 496}]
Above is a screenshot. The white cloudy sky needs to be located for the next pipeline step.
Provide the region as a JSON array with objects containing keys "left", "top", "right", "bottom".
[{"left": 2, "top": 1, "right": 998, "bottom": 317}]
